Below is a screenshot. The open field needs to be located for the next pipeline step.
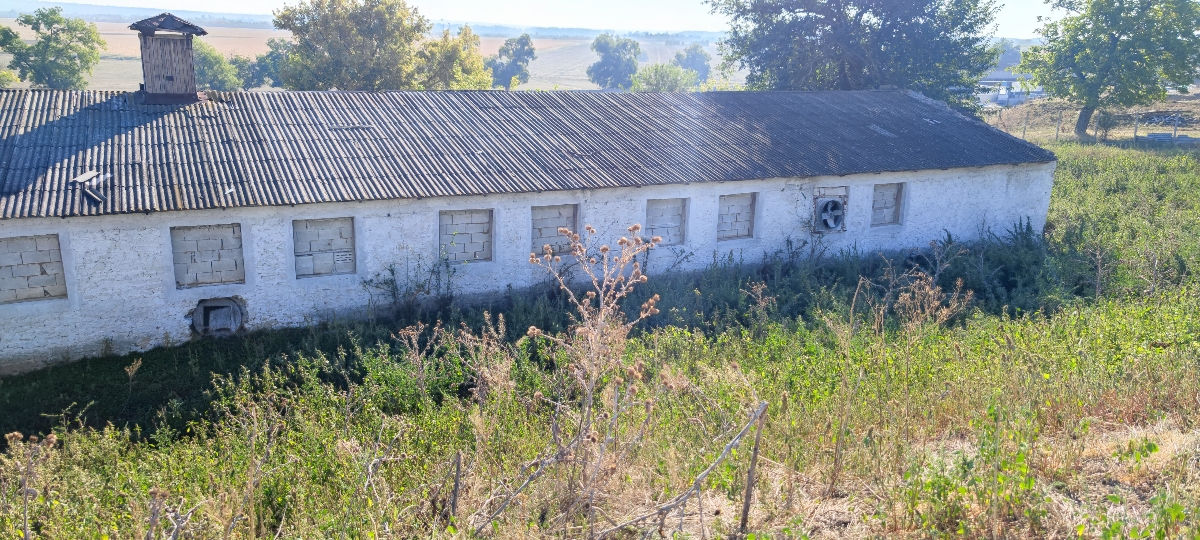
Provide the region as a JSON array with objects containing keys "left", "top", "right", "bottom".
[
  {"left": 0, "top": 18, "right": 735, "bottom": 90},
  {"left": 984, "top": 94, "right": 1200, "bottom": 143},
  {"left": 2, "top": 142, "right": 1199, "bottom": 537},
  {"left": 0, "top": 18, "right": 290, "bottom": 58}
]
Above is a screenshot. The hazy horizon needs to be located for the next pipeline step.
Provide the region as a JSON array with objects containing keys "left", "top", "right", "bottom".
[{"left": 24, "top": 0, "right": 1059, "bottom": 38}]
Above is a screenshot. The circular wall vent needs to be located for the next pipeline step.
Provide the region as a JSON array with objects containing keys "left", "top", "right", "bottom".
[{"left": 818, "top": 199, "right": 845, "bottom": 231}]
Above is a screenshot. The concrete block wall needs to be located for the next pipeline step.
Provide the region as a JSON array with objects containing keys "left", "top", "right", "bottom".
[
  {"left": 0, "top": 234, "right": 66, "bottom": 304},
  {"left": 440, "top": 209, "right": 493, "bottom": 262},
  {"left": 171, "top": 224, "right": 245, "bottom": 288},
  {"left": 646, "top": 198, "right": 687, "bottom": 245},
  {"left": 293, "top": 217, "right": 356, "bottom": 277},
  {"left": 871, "top": 183, "right": 903, "bottom": 226},
  {"left": 531, "top": 204, "right": 577, "bottom": 253},
  {"left": 717, "top": 193, "right": 755, "bottom": 240}
]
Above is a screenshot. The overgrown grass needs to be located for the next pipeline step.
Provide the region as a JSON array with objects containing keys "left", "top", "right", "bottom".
[{"left": 3, "top": 142, "right": 1200, "bottom": 538}]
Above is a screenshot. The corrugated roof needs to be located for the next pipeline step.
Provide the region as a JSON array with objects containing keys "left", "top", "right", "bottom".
[
  {"left": 129, "top": 13, "right": 208, "bottom": 36},
  {"left": 0, "top": 89, "right": 1054, "bottom": 220}
]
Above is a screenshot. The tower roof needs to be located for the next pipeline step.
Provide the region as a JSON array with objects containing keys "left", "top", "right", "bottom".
[{"left": 129, "top": 13, "right": 207, "bottom": 36}]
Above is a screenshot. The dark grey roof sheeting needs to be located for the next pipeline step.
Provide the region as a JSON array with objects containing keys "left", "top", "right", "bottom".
[
  {"left": 129, "top": 13, "right": 208, "bottom": 35},
  {"left": 0, "top": 89, "right": 1054, "bottom": 220}
]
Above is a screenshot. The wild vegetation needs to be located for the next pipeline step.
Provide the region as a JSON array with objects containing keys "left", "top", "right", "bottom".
[{"left": 2, "top": 142, "right": 1198, "bottom": 537}]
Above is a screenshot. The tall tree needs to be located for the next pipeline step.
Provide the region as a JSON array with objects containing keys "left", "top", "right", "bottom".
[
  {"left": 1017, "top": 0, "right": 1200, "bottom": 137},
  {"left": 671, "top": 44, "right": 711, "bottom": 83},
  {"left": 272, "top": 0, "right": 430, "bottom": 90},
  {"left": 248, "top": 38, "right": 294, "bottom": 88},
  {"left": 632, "top": 63, "right": 698, "bottom": 92},
  {"left": 193, "top": 40, "right": 243, "bottom": 91},
  {"left": 418, "top": 26, "right": 492, "bottom": 90},
  {"left": 586, "top": 34, "right": 641, "bottom": 90},
  {"left": 711, "top": 0, "right": 999, "bottom": 110},
  {"left": 230, "top": 56, "right": 262, "bottom": 89},
  {"left": 486, "top": 34, "right": 536, "bottom": 89},
  {"left": 0, "top": 7, "right": 105, "bottom": 90}
]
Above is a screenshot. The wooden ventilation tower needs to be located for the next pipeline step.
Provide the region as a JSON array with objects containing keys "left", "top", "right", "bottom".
[{"left": 129, "top": 13, "right": 208, "bottom": 103}]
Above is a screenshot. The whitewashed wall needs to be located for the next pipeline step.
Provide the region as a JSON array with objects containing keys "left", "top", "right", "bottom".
[{"left": 0, "top": 162, "right": 1055, "bottom": 374}]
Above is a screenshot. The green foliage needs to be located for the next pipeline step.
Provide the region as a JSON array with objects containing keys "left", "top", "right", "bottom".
[
  {"left": 250, "top": 38, "right": 294, "bottom": 88},
  {"left": 270, "top": 0, "right": 491, "bottom": 91},
  {"left": 1017, "top": 0, "right": 1200, "bottom": 136},
  {"left": 711, "top": 0, "right": 1000, "bottom": 111},
  {"left": 4, "top": 144, "right": 1200, "bottom": 536},
  {"left": 417, "top": 25, "right": 492, "bottom": 90},
  {"left": 586, "top": 33, "right": 640, "bottom": 90},
  {"left": 486, "top": 34, "right": 535, "bottom": 89},
  {"left": 0, "top": 7, "right": 105, "bottom": 90},
  {"left": 0, "top": 70, "right": 15, "bottom": 88},
  {"left": 631, "top": 63, "right": 698, "bottom": 92},
  {"left": 671, "top": 43, "right": 711, "bottom": 83},
  {"left": 229, "top": 55, "right": 261, "bottom": 89},
  {"left": 272, "top": 0, "right": 430, "bottom": 90},
  {"left": 192, "top": 39, "right": 243, "bottom": 91}
]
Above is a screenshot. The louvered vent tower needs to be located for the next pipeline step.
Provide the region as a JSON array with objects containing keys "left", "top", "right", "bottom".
[{"left": 129, "top": 13, "right": 208, "bottom": 103}]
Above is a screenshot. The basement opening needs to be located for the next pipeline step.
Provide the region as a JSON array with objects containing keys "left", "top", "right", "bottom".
[{"left": 191, "top": 297, "right": 245, "bottom": 337}]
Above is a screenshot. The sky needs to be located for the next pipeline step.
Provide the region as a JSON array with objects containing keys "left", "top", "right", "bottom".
[{"left": 42, "top": 0, "right": 1059, "bottom": 38}]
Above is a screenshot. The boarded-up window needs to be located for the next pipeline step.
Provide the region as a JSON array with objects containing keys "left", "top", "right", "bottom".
[
  {"left": 0, "top": 234, "right": 66, "bottom": 304},
  {"left": 440, "top": 209, "right": 493, "bottom": 262},
  {"left": 646, "top": 198, "right": 687, "bottom": 246},
  {"left": 871, "top": 183, "right": 904, "bottom": 226},
  {"left": 717, "top": 193, "right": 756, "bottom": 240},
  {"left": 293, "top": 218, "right": 355, "bottom": 278},
  {"left": 171, "top": 224, "right": 245, "bottom": 288},
  {"left": 531, "top": 204, "right": 578, "bottom": 254}
]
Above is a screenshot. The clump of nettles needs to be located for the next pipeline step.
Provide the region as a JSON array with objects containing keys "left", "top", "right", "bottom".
[{"left": 473, "top": 224, "right": 662, "bottom": 534}]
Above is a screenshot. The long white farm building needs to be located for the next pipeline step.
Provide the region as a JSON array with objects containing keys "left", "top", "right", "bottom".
[{"left": 0, "top": 15, "right": 1056, "bottom": 374}]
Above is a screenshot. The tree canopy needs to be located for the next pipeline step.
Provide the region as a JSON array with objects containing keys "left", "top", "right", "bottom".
[
  {"left": 486, "top": 34, "right": 536, "bottom": 89},
  {"left": 0, "top": 7, "right": 105, "bottom": 90},
  {"left": 586, "top": 34, "right": 641, "bottom": 90},
  {"left": 271, "top": 0, "right": 493, "bottom": 91},
  {"left": 711, "top": 0, "right": 999, "bottom": 110},
  {"left": 417, "top": 26, "right": 492, "bottom": 90},
  {"left": 193, "top": 40, "right": 244, "bottom": 91},
  {"left": 671, "top": 44, "right": 711, "bottom": 83},
  {"left": 632, "top": 64, "right": 698, "bottom": 92},
  {"left": 1017, "top": 0, "right": 1200, "bottom": 136},
  {"left": 242, "top": 38, "right": 293, "bottom": 89},
  {"left": 272, "top": 0, "right": 430, "bottom": 90}
]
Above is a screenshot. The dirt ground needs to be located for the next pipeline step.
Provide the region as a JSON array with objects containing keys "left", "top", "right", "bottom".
[{"left": 984, "top": 93, "right": 1200, "bottom": 143}]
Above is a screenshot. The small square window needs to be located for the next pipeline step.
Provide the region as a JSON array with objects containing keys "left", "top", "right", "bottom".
[
  {"left": 871, "top": 183, "right": 904, "bottom": 226},
  {"left": 646, "top": 198, "right": 688, "bottom": 245},
  {"left": 0, "top": 234, "right": 66, "bottom": 304},
  {"left": 440, "top": 209, "right": 494, "bottom": 262},
  {"left": 170, "top": 224, "right": 244, "bottom": 288},
  {"left": 717, "top": 193, "right": 756, "bottom": 240},
  {"left": 531, "top": 204, "right": 578, "bottom": 254},
  {"left": 293, "top": 217, "right": 355, "bottom": 278}
]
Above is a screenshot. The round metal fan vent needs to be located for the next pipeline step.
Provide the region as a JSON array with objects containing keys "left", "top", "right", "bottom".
[{"left": 819, "top": 199, "right": 845, "bottom": 230}]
